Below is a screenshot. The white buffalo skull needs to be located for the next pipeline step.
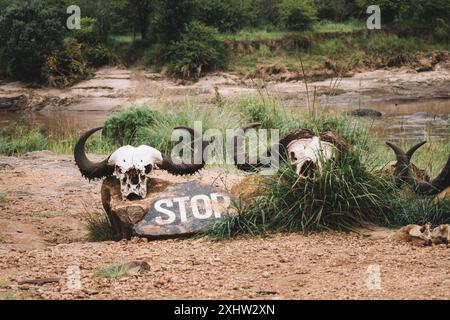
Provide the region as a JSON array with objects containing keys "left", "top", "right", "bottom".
[
  {"left": 233, "top": 124, "right": 347, "bottom": 176},
  {"left": 286, "top": 136, "right": 336, "bottom": 176},
  {"left": 108, "top": 145, "right": 163, "bottom": 200},
  {"left": 74, "top": 126, "right": 207, "bottom": 201}
]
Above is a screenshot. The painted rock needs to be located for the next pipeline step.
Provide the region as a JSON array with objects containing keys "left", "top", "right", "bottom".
[
  {"left": 133, "top": 181, "right": 235, "bottom": 238},
  {"left": 101, "top": 177, "right": 235, "bottom": 239}
]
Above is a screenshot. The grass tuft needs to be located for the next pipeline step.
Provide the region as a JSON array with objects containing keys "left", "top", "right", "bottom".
[
  {"left": 95, "top": 265, "right": 129, "bottom": 278},
  {"left": 0, "top": 193, "right": 6, "bottom": 204}
]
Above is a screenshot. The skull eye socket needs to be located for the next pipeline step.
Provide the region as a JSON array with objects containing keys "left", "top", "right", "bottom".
[
  {"left": 289, "top": 152, "right": 297, "bottom": 162},
  {"left": 145, "top": 164, "right": 153, "bottom": 174}
]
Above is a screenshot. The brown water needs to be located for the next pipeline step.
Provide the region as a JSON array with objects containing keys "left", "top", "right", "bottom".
[{"left": 0, "top": 99, "right": 449, "bottom": 142}]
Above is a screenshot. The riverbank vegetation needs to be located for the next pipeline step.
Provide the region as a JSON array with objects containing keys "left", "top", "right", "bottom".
[{"left": 0, "top": 0, "right": 448, "bottom": 83}]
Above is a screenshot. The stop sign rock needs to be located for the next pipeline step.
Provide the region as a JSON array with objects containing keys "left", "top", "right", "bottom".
[{"left": 133, "top": 182, "right": 235, "bottom": 238}]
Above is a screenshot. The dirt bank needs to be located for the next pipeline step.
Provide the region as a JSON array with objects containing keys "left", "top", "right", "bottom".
[
  {"left": 0, "top": 153, "right": 449, "bottom": 300},
  {"left": 0, "top": 56, "right": 450, "bottom": 113}
]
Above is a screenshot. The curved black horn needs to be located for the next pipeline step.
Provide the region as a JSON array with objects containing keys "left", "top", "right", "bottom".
[
  {"left": 158, "top": 126, "right": 208, "bottom": 176},
  {"left": 233, "top": 123, "right": 268, "bottom": 172},
  {"left": 406, "top": 141, "right": 427, "bottom": 158},
  {"left": 233, "top": 125, "right": 316, "bottom": 172},
  {"left": 279, "top": 128, "right": 315, "bottom": 150},
  {"left": 74, "top": 127, "right": 113, "bottom": 180},
  {"left": 386, "top": 142, "right": 414, "bottom": 178},
  {"left": 386, "top": 141, "right": 449, "bottom": 195},
  {"left": 430, "top": 155, "right": 450, "bottom": 192}
]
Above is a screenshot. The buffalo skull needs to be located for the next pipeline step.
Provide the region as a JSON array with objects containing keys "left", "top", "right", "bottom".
[
  {"left": 74, "top": 127, "right": 208, "bottom": 200},
  {"left": 233, "top": 124, "right": 348, "bottom": 176}
]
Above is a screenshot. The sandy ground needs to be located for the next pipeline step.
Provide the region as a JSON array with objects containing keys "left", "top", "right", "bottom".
[
  {"left": 0, "top": 152, "right": 449, "bottom": 300},
  {"left": 1, "top": 62, "right": 450, "bottom": 113}
]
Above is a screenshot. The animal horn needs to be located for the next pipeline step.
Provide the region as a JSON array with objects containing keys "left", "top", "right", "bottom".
[
  {"left": 386, "top": 141, "right": 450, "bottom": 195},
  {"left": 158, "top": 126, "right": 208, "bottom": 175},
  {"left": 279, "top": 128, "right": 315, "bottom": 150},
  {"left": 406, "top": 141, "right": 427, "bottom": 159},
  {"left": 385, "top": 141, "right": 419, "bottom": 178},
  {"left": 74, "top": 127, "right": 114, "bottom": 180},
  {"left": 232, "top": 123, "right": 269, "bottom": 171},
  {"left": 233, "top": 126, "right": 317, "bottom": 172},
  {"left": 429, "top": 156, "right": 450, "bottom": 192}
]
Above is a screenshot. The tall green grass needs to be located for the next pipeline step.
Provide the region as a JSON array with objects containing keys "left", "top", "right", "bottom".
[{"left": 0, "top": 118, "right": 116, "bottom": 156}]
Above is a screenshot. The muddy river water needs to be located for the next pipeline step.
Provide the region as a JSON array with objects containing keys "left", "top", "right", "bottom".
[
  {"left": 0, "top": 67, "right": 449, "bottom": 143},
  {"left": 1, "top": 98, "right": 449, "bottom": 143}
]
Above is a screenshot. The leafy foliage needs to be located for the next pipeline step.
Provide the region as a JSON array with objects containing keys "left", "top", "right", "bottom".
[
  {"left": 0, "top": 0, "right": 66, "bottom": 81},
  {"left": 0, "top": 123, "right": 50, "bottom": 156},
  {"left": 193, "top": 0, "right": 252, "bottom": 32},
  {"left": 279, "top": 0, "right": 317, "bottom": 31},
  {"left": 103, "top": 107, "right": 161, "bottom": 146},
  {"left": 156, "top": 0, "right": 195, "bottom": 42},
  {"left": 71, "top": 17, "right": 101, "bottom": 45},
  {"left": 41, "top": 39, "right": 94, "bottom": 87},
  {"left": 166, "top": 21, "right": 228, "bottom": 78}
]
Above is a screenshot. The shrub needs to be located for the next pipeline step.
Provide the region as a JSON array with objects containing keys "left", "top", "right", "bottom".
[
  {"left": 0, "top": 124, "right": 50, "bottom": 156},
  {"left": 237, "top": 96, "right": 296, "bottom": 131},
  {"left": 279, "top": 0, "right": 317, "bottom": 31},
  {"left": 83, "top": 43, "right": 115, "bottom": 67},
  {"left": 71, "top": 17, "right": 100, "bottom": 45},
  {"left": 85, "top": 212, "right": 118, "bottom": 242},
  {"left": 41, "top": 38, "right": 94, "bottom": 87},
  {"left": 433, "top": 18, "right": 449, "bottom": 42},
  {"left": 316, "top": 0, "right": 360, "bottom": 22},
  {"left": 386, "top": 192, "right": 450, "bottom": 227},
  {"left": 156, "top": 0, "right": 195, "bottom": 43},
  {"left": 103, "top": 107, "right": 161, "bottom": 146},
  {"left": 362, "top": 33, "right": 422, "bottom": 56},
  {"left": 0, "top": 0, "right": 66, "bottom": 82},
  {"left": 166, "top": 21, "right": 228, "bottom": 78},
  {"left": 193, "top": 0, "right": 252, "bottom": 32}
]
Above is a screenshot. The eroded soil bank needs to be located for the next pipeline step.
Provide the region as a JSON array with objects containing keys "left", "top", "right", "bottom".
[
  {"left": 1, "top": 60, "right": 450, "bottom": 113},
  {"left": 0, "top": 152, "right": 449, "bottom": 300}
]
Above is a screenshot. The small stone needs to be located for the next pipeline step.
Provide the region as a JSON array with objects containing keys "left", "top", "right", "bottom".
[{"left": 262, "top": 271, "right": 270, "bottom": 278}]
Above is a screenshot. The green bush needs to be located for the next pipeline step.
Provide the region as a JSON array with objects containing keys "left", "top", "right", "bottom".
[
  {"left": 193, "top": 0, "right": 252, "bottom": 32},
  {"left": 83, "top": 43, "right": 115, "bottom": 67},
  {"left": 0, "top": 125, "right": 50, "bottom": 156},
  {"left": 361, "top": 33, "right": 423, "bottom": 56},
  {"left": 166, "top": 21, "right": 228, "bottom": 78},
  {"left": 156, "top": 0, "right": 195, "bottom": 43},
  {"left": 0, "top": 0, "right": 66, "bottom": 82},
  {"left": 316, "top": 0, "right": 360, "bottom": 22},
  {"left": 433, "top": 18, "right": 449, "bottom": 42},
  {"left": 71, "top": 17, "right": 100, "bottom": 45},
  {"left": 41, "top": 38, "right": 94, "bottom": 87},
  {"left": 103, "top": 107, "right": 161, "bottom": 146},
  {"left": 279, "top": 0, "right": 317, "bottom": 31}
]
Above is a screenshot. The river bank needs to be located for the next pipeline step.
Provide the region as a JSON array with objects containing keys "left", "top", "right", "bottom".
[{"left": 1, "top": 55, "right": 450, "bottom": 113}]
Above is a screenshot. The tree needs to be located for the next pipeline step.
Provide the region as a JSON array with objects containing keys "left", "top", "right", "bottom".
[
  {"left": 0, "top": 0, "right": 66, "bottom": 81},
  {"left": 251, "top": 0, "right": 282, "bottom": 27},
  {"left": 128, "top": 0, "right": 153, "bottom": 40},
  {"left": 193, "top": 0, "right": 253, "bottom": 32},
  {"left": 68, "top": 0, "right": 128, "bottom": 42},
  {"left": 316, "top": 0, "right": 359, "bottom": 22},
  {"left": 157, "top": 0, "right": 194, "bottom": 42},
  {"left": 279, "top": 0, "right": 317, "bottom": 31}
]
